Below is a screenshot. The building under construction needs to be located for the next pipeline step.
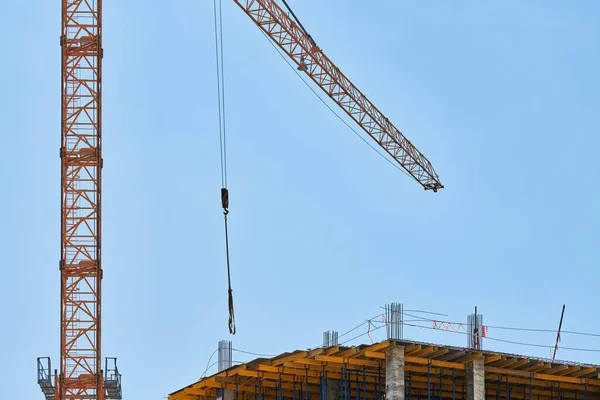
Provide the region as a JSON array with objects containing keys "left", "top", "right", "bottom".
[
  {"left": 34, "top": 1, "right": 592, "bottom": 400},
  {"left": 169, "top": 340, "right": 600, "bottom": 400}
]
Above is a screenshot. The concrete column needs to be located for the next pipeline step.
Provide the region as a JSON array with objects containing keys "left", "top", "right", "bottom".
[
  {"left": 217, "top": 389, "right": 234, "bottom": 400},
  {"left": 326, "top": 379, "right": 340, "bottom": 400},
  {"left": 466, "top": 358, "right": 485, "bottom": 400},
  {"left": 386, "top": 346, "right": 405, "bottom": 400}
]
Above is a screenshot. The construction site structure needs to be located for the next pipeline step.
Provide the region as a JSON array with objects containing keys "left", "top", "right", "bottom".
[
  {"left": 170, "top": 339, "right": 600, "bottom": 400},
  {"left": 37, "top": 1, "right": 121, "bottom": 399}
]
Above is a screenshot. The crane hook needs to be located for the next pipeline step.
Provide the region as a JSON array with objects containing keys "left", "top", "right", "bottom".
[{"left": 221, "top": 187, "right": 229, "bottom": 215}]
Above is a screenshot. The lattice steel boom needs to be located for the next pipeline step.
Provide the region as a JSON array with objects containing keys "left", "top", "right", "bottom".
[
  {"left": 37, "top": 1, "right": 121, "bottom": 399},
  {"left": 233, "top": 0, "right": 443, "bottom": 191}
]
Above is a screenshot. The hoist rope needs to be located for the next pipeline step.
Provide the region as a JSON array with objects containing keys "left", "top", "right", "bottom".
[
  {"left": 214, "top": 0, "right": 228, "bottom": 187},
  {"left": 221, "top": 188, "right": 235, "bottom": 335},
  {"left": 213, "top": 0, "right": 235, "bottom": 335}
]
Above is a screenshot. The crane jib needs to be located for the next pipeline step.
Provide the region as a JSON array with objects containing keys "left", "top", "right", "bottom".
[{"left": 233, "top": 0, "right": 443, "bottom": 191}]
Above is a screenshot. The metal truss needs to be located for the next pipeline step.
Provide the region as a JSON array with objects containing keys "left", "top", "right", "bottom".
[{"left": 233, "top": 0, "right": 443, "bottom": 191}]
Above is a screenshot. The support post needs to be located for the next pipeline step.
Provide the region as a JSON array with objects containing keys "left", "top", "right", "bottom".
[
  {"left": 466, "top": 358, "right": 485, "bottom": 400},
  {"left": 386, "top": 346, "right": 405, "bottom": 400}
]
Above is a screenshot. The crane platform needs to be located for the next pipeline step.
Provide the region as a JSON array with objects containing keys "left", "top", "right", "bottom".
[{"left": 37, "top": 357, "right": 55, "bottom": 400}]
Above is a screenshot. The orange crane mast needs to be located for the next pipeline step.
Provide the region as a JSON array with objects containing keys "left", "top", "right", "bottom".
[
  {"left": 233, "top": 0, "right": 443, "bottom": 191},
  {"left": 37, "top": 1, "right": 121, "bottom": 400}
]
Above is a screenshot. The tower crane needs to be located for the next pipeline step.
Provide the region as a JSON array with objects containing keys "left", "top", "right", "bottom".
[
  {"left": 37, "top": 1, "right": 121, "bottom": 400},
  {"left": 35, "top": 1, "right": 443, "bottom": 399}
]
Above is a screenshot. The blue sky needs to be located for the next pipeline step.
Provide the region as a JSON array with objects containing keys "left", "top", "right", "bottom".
[{"left": 0, "top": 1, "right": 599, "bottom": 399}]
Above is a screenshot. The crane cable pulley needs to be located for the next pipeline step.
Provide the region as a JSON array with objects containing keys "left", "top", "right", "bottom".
[{"left": 214, "top": 0, "right": 235, "bottom": 335}]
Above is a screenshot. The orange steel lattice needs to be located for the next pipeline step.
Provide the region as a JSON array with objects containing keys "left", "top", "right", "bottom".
[
  {"left": 233, "top": 0, "right": 443, "bottom": 191},
  {"left": 60, "top": 0, "right": 103, "bottom": 398}
]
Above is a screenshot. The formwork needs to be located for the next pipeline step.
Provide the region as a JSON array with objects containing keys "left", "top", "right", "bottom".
[{"left": 170, "top": 340, "right": 600, "bottom": 400}]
